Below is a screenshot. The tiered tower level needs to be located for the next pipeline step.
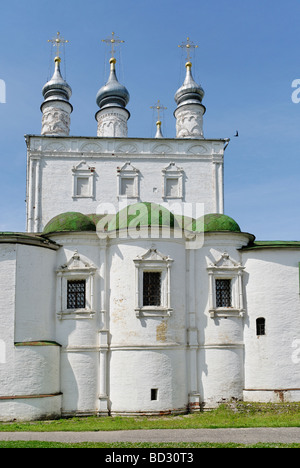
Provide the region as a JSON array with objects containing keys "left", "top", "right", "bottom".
[{"left": 27, "top": 34, "right": 227, "bottom": 233}]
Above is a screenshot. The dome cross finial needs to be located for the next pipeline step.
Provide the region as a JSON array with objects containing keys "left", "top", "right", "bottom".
[
  {"left": 178, "top": 36, "right": 198, "bottom": 63},
  {"left": 102, "top": 31, "right": 125, "bottom": 59},
  {"left": 150, "top": 100, "right": 167, "bottom": 138},
  {"left": 150, "top": 100, "right": 167, "bottom": 122},
  {"left": 48, "top": 31, "right": 69, "bottom": 61}
]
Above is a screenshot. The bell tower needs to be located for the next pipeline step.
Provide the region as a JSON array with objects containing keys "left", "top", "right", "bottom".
[
  {"left": 41, "top": 32, "right": 73, "bottom": 136},
  {"left": 95, "top": 32, "right": 130, "bottom": 137},
  {"left": 174, "top": 38, "right": 206, "bottom": 139}
]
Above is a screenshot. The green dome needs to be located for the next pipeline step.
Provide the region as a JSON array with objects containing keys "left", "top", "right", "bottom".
[
  {"left": 197, "top": 213, "right": 241, "bottom": 233},
  {"left": 43, "top": 212, "right": 96, "bottom": 234},
  {"left": 106, "top": 202, "right": 175, "bottom": 232}
]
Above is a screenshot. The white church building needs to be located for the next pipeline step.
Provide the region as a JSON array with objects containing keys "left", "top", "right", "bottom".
[{"left": 0, "top": 34, "right": 300, "bottom": 421}]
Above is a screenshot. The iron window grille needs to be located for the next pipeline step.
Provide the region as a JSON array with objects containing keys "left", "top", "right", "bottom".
[
  {"left": 256, "top": 317, "right": 266, "bottom": 336},
  {"left": 67, "top": 280, "right": 86, "bottom": 309},
  {"left": 216, "top": 279, "right": 232, "bottom": 308},
  {"left": 143, "top": 272, "right": 161, "bottom": 307}
]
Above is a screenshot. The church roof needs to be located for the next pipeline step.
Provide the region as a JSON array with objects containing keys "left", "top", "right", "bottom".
[
  {"left": 96, "top": 57, "right": 130, "bottom": 111},
  {"left": 43, "top": 212, "right": 96, "bottom": 235},
  {"left": 41, "top": 209, "right": 242, "bottom": 236},
  {"left": 41, "top": 57, "right": 72, "bottom": 107},
  {"left": 198, "top": 213, "right": 241, "bottom": 233},
  {"left": 174, "top": 61, "right": 205, "bottom": 110},
  {"left": 242, "top": 240, "right": 300, "bottom": 251},
  {"left": 106, "top": 202, "right": 176, "bottom": 231}
]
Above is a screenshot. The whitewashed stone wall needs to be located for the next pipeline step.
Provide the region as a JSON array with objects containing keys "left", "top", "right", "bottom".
[
  {"left": 1, "top": 230, "right": 300, "bottom": 420},
  {"left": 26, "top": 136, "right": 226, "bottom": 232},
  {"left": 0, "top": 242, "right": 60, "bottom": 421},
  {"left": 193, "top": 232, "right": 250, "bottom": 408},
  {"left": 108, "top": 237, "right": 187, "bottom": 415},
  {"left": 0, "top": 245, "right": 17, "bottom": 402},
  {"left": 242, "top": 249, "right": 300, "bottom": 403}
]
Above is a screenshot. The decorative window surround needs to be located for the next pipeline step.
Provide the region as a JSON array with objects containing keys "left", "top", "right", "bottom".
[
  {"left": 72, "top": 161, "right": 95, "bottom": 198},
  {"left": 162, "top": 162, "right": 184, "bottom": 200},
  {"left": 56, "top": 250, "right": 97, "bottom": 320},
  {"left": 117, "top": 161, "right": 140, "bottom": 200},
  {"left": 207, "top": 252, "right": 245, "bottom": 318},
  {"left": 133, "top": 246, "right": 173, "bottom": 318}
]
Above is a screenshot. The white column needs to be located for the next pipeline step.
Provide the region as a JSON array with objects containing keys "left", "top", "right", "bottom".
[
  {"left": 187, "top": 249, "right": 201, "bottom": 411},
  {"left": 98, "top": 238, "right": 109, "bottom": 415},
  {"left": 99, "top": 330, "right": 109, "bottom": 415},
  {"left": 238, "top": 271, "right": 244, "bottom": 313},
  {"left": 212, "top": 157, "right": 224, "bottom": 214},
  {"left": 34, "top": 158, "right": 41, "bottom": 232},
  {"left": 27, "top": 158, "right": 36, "bottom": 232},
  {"left": 218, "top": 161, "right": 224, "bottom": 214}
]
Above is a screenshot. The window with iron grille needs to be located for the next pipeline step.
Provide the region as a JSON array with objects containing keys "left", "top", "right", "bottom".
[
  {"left": 67, "top": 280, "right": 86, "bottom": 309},
  {"left": 215, "top": 279, "right": 232, "bottom": 308},
  {"left": 143, "top": 272, "right": 161, "bottom": 306},
  {"left": 256, "top": 317, "right": 266, "bottom": 336}
]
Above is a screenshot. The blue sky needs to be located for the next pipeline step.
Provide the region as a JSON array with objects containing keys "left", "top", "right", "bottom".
[{"left": 0, "top": 0, "right": 299, "bottom": 240}]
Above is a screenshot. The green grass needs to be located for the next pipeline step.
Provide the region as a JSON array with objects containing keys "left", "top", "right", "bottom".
[
  {"left": 0, "top": 441, "right": 299, "bottom": 448},
  {"left": 0, "top": 402, "right": 299, "bottom": 432}
]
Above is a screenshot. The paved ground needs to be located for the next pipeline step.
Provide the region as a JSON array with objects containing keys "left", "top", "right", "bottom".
[{"left": 0, "top": 428, "right": 300, "bottom": 444}]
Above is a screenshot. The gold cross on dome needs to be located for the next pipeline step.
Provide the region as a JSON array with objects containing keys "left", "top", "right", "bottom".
[
  {"left": 102, "top": 31, "right": 125, "bottom": 58},
  {"left": 178, "top": 37, "right": 198, "bottom": 62},
  {"left": 48, "top": 31, "right": 69, "bottom": 58},
  {"left": 150, "top": 100, "right": 167, "bottom": 121}
]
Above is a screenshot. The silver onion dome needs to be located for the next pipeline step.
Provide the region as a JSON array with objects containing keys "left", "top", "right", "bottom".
[
  {"left": 96, "top": 58, "right": 130, "bottom": 110},
  {"left": 174, "top": 61, "right": 204, "bottom": 109},
  {"left": 42, "top": 57, "right": 72, "bottom": 105}
]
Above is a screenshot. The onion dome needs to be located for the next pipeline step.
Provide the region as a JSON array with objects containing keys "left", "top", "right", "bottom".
[
  {"left": 174, "top": 61, "right": 205, "bottom": 109},
  {"left": 43, "top": 212, "right": 96, "bottom": 235},
  {"left": 96, "top": 58, "right": 130, "bottom": 110},
  {"left": 41, "top": 57, "right": 72, "bottom": 108}
]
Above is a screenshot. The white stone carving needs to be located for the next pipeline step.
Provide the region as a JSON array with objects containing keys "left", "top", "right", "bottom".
[
  {"left": 115, "top": 142, "right": 138, "bottom": 153},
  {"left": 96, "top": 108, "right": 129, "bottom": 138},
  {"left": 152, "top": 143, "right": 172, "bottom": 154},
  {"left": 162, "top": 162, "right": 184, "bottom": 200},
  {"left": 207, "top": 252, "right": 245, "bottom": 318},
  {"left": 174, "top": 104, "right": 205, "bottom": 139},
  {"left": 72, "top": 161, "right": 95, "bottom": 198},
  {"left": 80, "top": 142, "right": 103, "bottom": 153},
  {"left": 56, "top": 250, "right": 97, "bottom": 320},
  {"left": 133, "top": 246, "right": 173, "bottom": 318},
  {"left": 188, "top": 144, "right": 210, "bottom": 155},
  {"left": 117, "top": 161, "right": 140, "bottom": 200},
  {"left": 41, "top": 104, "right": 71, "bottom": 136}
]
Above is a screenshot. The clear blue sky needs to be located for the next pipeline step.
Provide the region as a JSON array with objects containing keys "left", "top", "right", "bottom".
[{"left": 0, "top": 0, "right": 299, "bottom": 240}]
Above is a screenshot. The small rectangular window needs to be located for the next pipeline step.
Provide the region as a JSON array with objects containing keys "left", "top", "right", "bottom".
[
  {"left": 151, "top": 388, "right": 158, "bottom": 401},
  {"left": 120, "top": 177, "right": 134, "bottom": 196},
  {"left": 216, "top": 279, "right": 232, "bottom": 308},
  {"left": 143, "top": 272, "right": 161, "bottom": 306},
  {"left": 165, "top": 178, "right": 179, "bottom": 197},
  {"left": 256, "top": 318, "right": 266, "bottom": 336},
  {"left": 76, "top": 177, "right": 90, "bottom": 197},
  {"left": 67, "top": 280, "right": 86, "bottom": 309}
]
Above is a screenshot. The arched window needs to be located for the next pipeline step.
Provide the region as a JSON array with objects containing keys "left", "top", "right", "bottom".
[{"left": 256, "top": 317, "right": 266, "bottom": 336}]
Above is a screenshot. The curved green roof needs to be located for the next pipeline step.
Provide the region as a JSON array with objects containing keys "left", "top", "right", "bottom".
[
  {"left": 42, "top": 210, "right": 241, "bottom": 235},
  {"left": 106, "top": 202, "right": 175, "bottom": 231},
  {"left": 43, "top": 212, "right": 96, "bottom": 235},
  {"left": 197, "top": 213, "right": 241, "bottom": 233}
]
